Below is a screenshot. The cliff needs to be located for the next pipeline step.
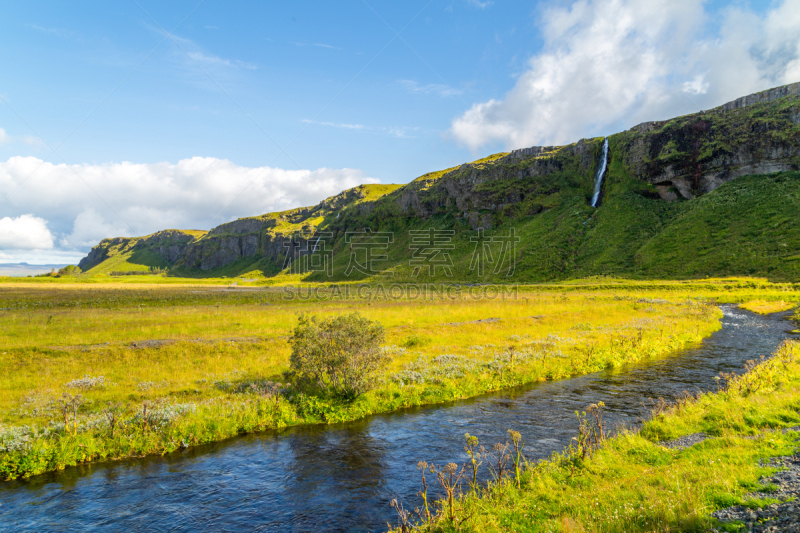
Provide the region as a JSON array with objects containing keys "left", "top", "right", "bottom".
[
  {"left": 78, "top": 230, "right": 207, "bottom": 273},
  {"left": 614, "top": 81, "right": 800, "bottom": 200}
]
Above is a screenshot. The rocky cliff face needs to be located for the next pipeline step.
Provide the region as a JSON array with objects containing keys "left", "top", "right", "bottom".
[
  {"left": 78, "top": 237, "right": 131, "bottom": 271},
  {"left": 613, "top": 82, "right": 800, "bottom": 200},
  {"left": 78, "top": 230, "right": 204, "bottom": 271},
  {"left": 181, "top": 226, "right": 289, "bottom": 271},
  {"left": 394, "top": 138, "right": 600, "bottom": 228}
]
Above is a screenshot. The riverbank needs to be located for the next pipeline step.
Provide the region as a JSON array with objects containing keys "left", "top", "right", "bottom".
[
  {"left": 390, "top": 334, "right": 800, "bottom": 532},
  {"left": 0, "top": 283, "right": 724, "bottom": 480}
]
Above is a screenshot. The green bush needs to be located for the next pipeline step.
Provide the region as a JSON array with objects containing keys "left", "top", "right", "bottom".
[
  {"left": 57, "top": 265, "right": 82, "bottom": 276},
  {"left": 288, "top": 312, "right": 388, "bottom": 399}
]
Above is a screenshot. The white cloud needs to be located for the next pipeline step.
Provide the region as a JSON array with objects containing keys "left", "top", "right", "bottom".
[
  {"left": 0, "top": 128, "right": 10, "bottom": 145},
  {"left": 451, "top": 0, "right": 800, "bottom": 151},
  {"left": 61, "top": 208, "right": 131, "bottom": 248},
  {"left": 0, "top": 157, "right": 378, "bottom": 258},
  {"left": 399, "top": 80, "right": 463, "bottom": 97},
  {"left": 0, "top": 214, "right": 54, "bottom": 250},
  {"left": 682, "top": 75, "right": 709, "bottom": 95},
  {"left": 466, "top": 0, "right": 493, "bottom": 8}
]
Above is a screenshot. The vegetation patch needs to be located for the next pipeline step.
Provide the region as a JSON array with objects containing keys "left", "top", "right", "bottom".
[{"left": 740, "top": 299, "right": 796, "bottom": 315}]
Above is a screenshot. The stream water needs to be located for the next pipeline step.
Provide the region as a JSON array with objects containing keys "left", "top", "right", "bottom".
[{"left": 0, "top": 306, "right": 796, "bottom": 532}]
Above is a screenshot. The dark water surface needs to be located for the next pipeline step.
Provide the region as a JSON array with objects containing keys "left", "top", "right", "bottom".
[{"left": 1, "top": 307, "right": 796, "bottom": 532}]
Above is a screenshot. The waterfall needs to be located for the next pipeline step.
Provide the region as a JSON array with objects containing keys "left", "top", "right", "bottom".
[
  {"left": 590, "top": 138, "right": 609, "bottom": 208},
  {"left": 312, "top": 235, "right": 321, "bottom": 253}
]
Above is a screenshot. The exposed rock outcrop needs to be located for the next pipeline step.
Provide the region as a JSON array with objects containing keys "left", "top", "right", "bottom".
[
  {"left": 395, "top": 138, "right": 600, "bottom": 219},
  {"left": 615, "top": 82, "right": 800, "bottom": 200},
  {"left": 78, "top": 230, "right": 204, "bottom": 271}
]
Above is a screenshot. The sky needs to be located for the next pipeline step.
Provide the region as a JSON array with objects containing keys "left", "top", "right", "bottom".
[{"left": 0, "top": 0, "right": 797, "bottom": 264}]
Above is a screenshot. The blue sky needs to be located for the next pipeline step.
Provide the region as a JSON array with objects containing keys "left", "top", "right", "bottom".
[
  {"left": 0, "top": 1, "right": 551, "bottom": 179},
  {"left": 0, "top": 0, "right": 794, "bottom": 263}
]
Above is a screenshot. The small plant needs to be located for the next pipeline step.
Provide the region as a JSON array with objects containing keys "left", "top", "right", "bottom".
[
  {"left": 489, "top": 441, "right": 511, "bottom": 481},
  {"left": 57, "top": 393, "right": 71, "bottom": 429},
  {"left": 288, "top": 312, "right": 387, "bottom": 399},
  {"left": 435, "top": 462, "right": 465, "bottom": 523},
  {"left": 71, "top": 395, "right": 84, "bottom": 435},
  {"left": 104, "top": 402, "right": 125, "bottom": 438},
  {"left": 508, "top": 429, "right": 524, "bottom": 488},
  {"left": 139, "top": 401, "right": 151, "bottom": 432},
  {"left": 56, "top": 393, "right": 83, "bottom": 435},
  {"left": 464, "top": 433, "right": 483, "bottom": 494},
  {"left": 388, "top": 498, "right": 412, "bottom": 533},
  {"left": 647, "top": 396, "right": 670, "bottom": 417},
  {"left": 573, "top": 401, "right": 605, "bottom": 459},
  {"left": 417, "top": 461, "right": 433, "bottom": 522}
]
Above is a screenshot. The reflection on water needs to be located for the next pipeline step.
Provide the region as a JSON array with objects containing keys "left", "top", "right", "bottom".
[{"left": 0, "top": 306, "right": 795, "bottom": 532}]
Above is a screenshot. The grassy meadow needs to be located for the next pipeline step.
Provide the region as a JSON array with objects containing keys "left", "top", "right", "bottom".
[{"left": 0, "top": 276, "right": 797, "bottom": 481}]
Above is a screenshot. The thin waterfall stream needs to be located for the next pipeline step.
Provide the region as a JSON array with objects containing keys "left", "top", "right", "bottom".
[
  {"left": 1, "top": 307, "right": 796, "bottom": 532},
  {"left": 591, "top": 138, "right": 609, "bottom": 207}
]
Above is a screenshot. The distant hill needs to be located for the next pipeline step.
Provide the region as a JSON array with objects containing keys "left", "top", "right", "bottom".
[{"left": 79, "top": 82, "right": 800, "bottom": 282}]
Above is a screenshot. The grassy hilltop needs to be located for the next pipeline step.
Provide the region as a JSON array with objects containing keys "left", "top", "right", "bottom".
[{"left": 72, "top": 82, "right": 800, "bottom": 283}]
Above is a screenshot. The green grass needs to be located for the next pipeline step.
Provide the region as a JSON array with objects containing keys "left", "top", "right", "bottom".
[
  {"left": 634, "top": 172, "right": 800, "bottom": 279},
  {"left": 85, "top": 249, "right": 170, "bottom": 275}
]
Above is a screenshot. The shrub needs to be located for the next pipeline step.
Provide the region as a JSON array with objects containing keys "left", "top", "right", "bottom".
[
  {"left": 57, "top": 265, "right": 82, "bottom": 276},
  {"left": 288, "top": 312, "right": 387, "bottom": 399}
]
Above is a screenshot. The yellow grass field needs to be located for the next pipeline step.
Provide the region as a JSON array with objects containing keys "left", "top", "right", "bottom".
[{"left": 0, "top": 276, "right": 797, "bottom": 479}]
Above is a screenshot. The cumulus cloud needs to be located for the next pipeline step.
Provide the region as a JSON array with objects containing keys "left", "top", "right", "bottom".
[
  {"left": 0, "top": 214, "right": 54, "bottom": 250},
  {"left": 0, "top": 128, "right": 10, "bottom": 145},
  {"left": 0, "top": 157, "right": 377, "bottom": 259},
  {"left": 451, "top": 0, "right": 800, "bottom": 151}
]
